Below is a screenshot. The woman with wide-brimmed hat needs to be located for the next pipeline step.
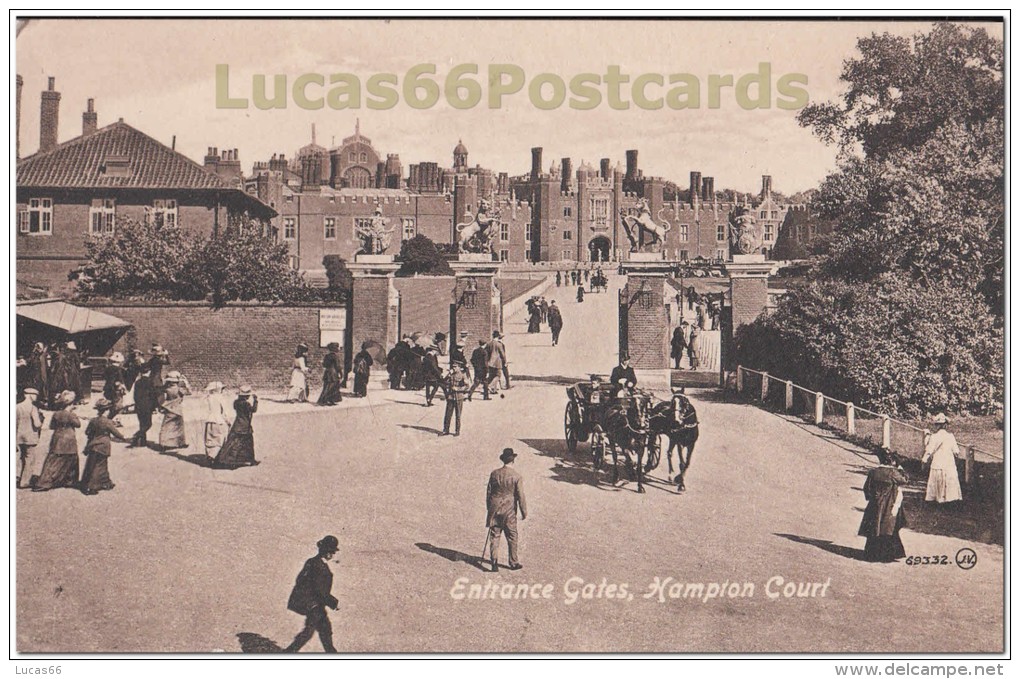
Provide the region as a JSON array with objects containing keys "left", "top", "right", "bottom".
[
  {"left": 103, "top": 352, "right": 128, "bottom": 415},
  {"left": 33, "top": 390, "right": 81, "bottom": 491},
  {"left": 287, "top": 343, "right": 311, "bottom": 403},
  {"left": 317, "top": 342, "right": 343, "bottom": 406},
  {"left": 213, "top": 385, "right": 260, "bottom": 469},
  {"left": 80, "top": 398, "right": 128, "bottom": 495},
  {"left": 157, "top": 370, "right": 191, "bottom": 451},
  {"left": 203, "top": 381, "right": 231, "bottom": 460},
  {"left": 922, "top": 413, "right": 963, "bottom": 504}
]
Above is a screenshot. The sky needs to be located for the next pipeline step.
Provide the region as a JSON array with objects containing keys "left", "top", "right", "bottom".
[{"left": 14, "top": 18, "right": 1002, "bottom": 194}]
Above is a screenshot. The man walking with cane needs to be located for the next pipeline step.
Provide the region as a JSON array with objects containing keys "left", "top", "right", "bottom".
[
  {"left": 284, "top": 535, "right": 341, "bottom": 653},
  {"left": 484, "top": 448, "right": 527, "bottom": 572}
]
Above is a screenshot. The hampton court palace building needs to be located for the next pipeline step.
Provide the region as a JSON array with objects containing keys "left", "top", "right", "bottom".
[{"left": 16, "top": 76, "right": 824, "bottom": 294}]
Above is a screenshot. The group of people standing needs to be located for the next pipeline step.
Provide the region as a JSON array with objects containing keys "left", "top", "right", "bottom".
[
  {"left": 679, "top": 287, "right": 722, "bottom": 331},
  {"left": 856, "top": 413, "right": 966, "bottom": 563},
  {"left": 526, "top": 296, "right": 564, "bottom": 346},
  {"left": 670, "top": 321, "right": 700, "bottom": 370},
  {"left": 17, "top": 340, "right": 91, "bottom": 409}
]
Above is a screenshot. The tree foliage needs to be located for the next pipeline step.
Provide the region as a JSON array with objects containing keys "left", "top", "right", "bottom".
[
  {"left": 737, "top": 23, "right": 1004, "bottom": 416},
  {"left": 395, "top": 234, "right": 454, "bottom": 276},
  {"left": 73, "top": 217, "right": 339, "bottom": 305},
  {"left": 323, "top": 255, "right": 354, "bottom": 294}
]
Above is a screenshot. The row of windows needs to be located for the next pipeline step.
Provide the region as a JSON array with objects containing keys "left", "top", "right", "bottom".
[
  {"left": 669, "top": 223, "right": 775, "bottom": 243},
  {"left": 283, "top": 216, "right": 418, "bottom": 241},
  {"left": 18, "top": 198, "right": 179, "bottom": 236}
]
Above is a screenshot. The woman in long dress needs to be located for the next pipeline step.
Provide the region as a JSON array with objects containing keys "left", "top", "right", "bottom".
[
  {"left": 203, "top": 381, "right": 230, "bottom": 461},
  {"left": 527, "top": 300, "right": 542, "bottom": 333},
  {"left": 287, "top": 343, "right": 310, "bottom": 402},
  {"left": 80, "top": 398, "right": 127, "bottom": 495},
  {"left": 922, "top": 413, "right": 963, "bottom": 504},
  {"left": 858, "top": 449, "right": 909, "bottom": 562},
  {"left": 316, "top": 342, "right": 343, "bottom": 406},
  {"left": 33, "top": 390, "right": 81, "bottom": 491},
  {"left": 157, "top": 371, "right": 191, "bottom": 451},
  {"left": 213, "top": 386, "right": 259, "bottom": 469}
]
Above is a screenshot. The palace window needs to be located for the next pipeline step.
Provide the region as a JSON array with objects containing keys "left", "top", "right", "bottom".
[
  {"left": 562, "top": 249, "right": 572, "bottom": 260},
  {"left": 324, "top": 217, "right": 337, "bottom": 240},
  {"left": 679, "top": 249, "right": 689, "bottom": 261},
  {"left": 89, "top": 198, "right": 116, "bottom": 235},
  {"left": 354, "top": 217, "right": 373, "bottom": 239},
  {"left": 149, "top": 199, "right": 177, "bottom": 229},
  {"left": 760, "top": 210, "right": 767, "bottom": 219},
  {"left": 715, "top": 249, "right": 726, "bottom": 261},
  {"left": 500, "top": 222, "right": 509, "bottom": 242},
  {"left": 764, "top": 223, "right": 774, "bottom": 242},
  {"left": 402, "top": 217, "right": 417, "bottom": 240},
  {"left": 525, "top": 222, "right": 532, "bottom": 243},
  {"left": 563, "top": 206, "right": 572, "bottom": 217},
  {"left": 360, "top": 152, "right": 368, "bottom": 163},
  {"left": 716, "top": 224, "right": 726, "bottom": 242},
  {"left": 349, "top": 153, "right": 357, "bottom": 162},
  {"left": 590, "top": 196, "right": 609, "bottom": 227},
  {"left": 525, "top": 250, "right": 532, "bottom": 262},
  {"left": 283, "top": 217, "right": 296, "bottom": 240},
  {"left": 678, "top": 224, "right": 689, "bottom": 242},
  {"left": 563, "top": 230, "right": 572, "bottom": 240},
  {"left": 499, "top": 249, "right": 509, "bottom": 263},
  {"left": 19, "top": 198, "right": 53, "bottom": 235}
]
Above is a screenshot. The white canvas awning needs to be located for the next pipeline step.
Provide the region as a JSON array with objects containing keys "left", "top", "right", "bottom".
[{"left": 16, "top": 300, "right": 132, "bottom": 334}]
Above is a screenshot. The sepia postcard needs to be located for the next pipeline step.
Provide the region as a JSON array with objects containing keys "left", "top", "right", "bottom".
[{"left": 12, "top": 14, "right": 1006, "bottom": 659}]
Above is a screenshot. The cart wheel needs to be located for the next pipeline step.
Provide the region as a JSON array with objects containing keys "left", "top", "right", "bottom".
[
  {"left": 645, "top": 434, "right": 661, "bottom": 473},
  {"left": 565, "top": 402, "right": 579, "bottom": 454},
  {"left": 592, "top": 431, "right": 606, "bottom": 470}
]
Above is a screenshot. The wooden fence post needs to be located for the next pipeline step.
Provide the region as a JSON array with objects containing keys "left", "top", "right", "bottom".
[
  {"left": 736, "top": 366, "right": 743, "bottom": 393},
  {"left": 761, "top": 372, "right": 769, "bottom": 401},
  {"left": 785, "top": 381, "right": 793, "bottom": 412},
  {"left": 964, "top": 446, "right": 975, "bottom": 487},
  {"left": 882, "top": 415, "right": 891, "bottom": 449},
  {"left": 846, "top": 402, "right": 856, "bottom": 437},
  {"left": 815, "top": 392, "right": 825, "bottom": 425}
]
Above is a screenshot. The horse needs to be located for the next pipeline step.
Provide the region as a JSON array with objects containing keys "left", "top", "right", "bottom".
[
  {"left": 602, "top": 391, "right": 653, "bottom": 493},
  {"left": 648, "top": 389, "right": 700, "bottom": 491}
]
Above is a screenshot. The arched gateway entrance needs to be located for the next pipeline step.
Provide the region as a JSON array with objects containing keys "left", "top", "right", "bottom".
[{"left": 588, "top": 236, "right": 612, "bottom": 262}]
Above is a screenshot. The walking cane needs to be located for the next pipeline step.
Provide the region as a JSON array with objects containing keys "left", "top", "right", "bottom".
[{"left": 481, "top": 528, "right": 495, "bottom": 570}]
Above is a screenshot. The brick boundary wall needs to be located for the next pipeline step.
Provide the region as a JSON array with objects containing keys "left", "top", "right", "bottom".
[{"left": 83, "top": 301, "right": 342, "bottom": 392}]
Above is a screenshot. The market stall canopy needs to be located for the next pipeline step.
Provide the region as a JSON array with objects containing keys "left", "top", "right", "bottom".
[{"left": 17, "top": 300, "right": 131, "bottom": 334}]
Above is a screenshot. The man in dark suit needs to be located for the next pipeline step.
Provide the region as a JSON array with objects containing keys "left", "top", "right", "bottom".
[
  {"left": 130, "top": 366, "right": 156, "bottom": 448},
  {"left": 440, "top": 362, "right": 469, "bottom": 436},
  {"left": 285, "top": 535, "right": 340, "bottom": 653},
  {"left": 485, "top": 448, "right": 528, "bottom": 572},
  {"left": 547, "top": 300, "right": 563, "bottom": 346},
  {"left": 610, "top": 353, "right": 637, "bottom": 396},
  {"left": 422, "top": 346, "right": 444, "bottom": 406},
  {"left": 467, "top": 339, "right": 490, "bottom": 401}
]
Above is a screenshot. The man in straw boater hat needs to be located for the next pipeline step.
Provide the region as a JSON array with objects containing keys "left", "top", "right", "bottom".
[
  {"left": 285, "top": 535, "right": 341, "bottom": 653},
  {"left": 16, "top": 387, "right": 45, "bottom": 488},
  {"left": 483, "top": 448, "right": 528, "bottom": 572}
]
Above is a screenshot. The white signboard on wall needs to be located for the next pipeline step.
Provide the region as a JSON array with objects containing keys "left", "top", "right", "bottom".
[{"left": 319, "top": 309, "right": 346, "bottom": 348}]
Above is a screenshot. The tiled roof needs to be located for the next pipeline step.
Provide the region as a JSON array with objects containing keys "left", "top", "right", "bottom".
[{"left": 18, "top": 121, "right": 238, "bottom": 190}]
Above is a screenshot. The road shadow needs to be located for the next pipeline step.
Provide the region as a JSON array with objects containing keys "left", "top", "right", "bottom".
[
  {"left": 158, "top": 448, "right": 214, "bottom": 468},
  {"left": 398, "top": 423, "right": 445, "bottom": 436},
  {"left": 774, "top": 533, "right": 868, "bottom": 562},
  {"left": 520, "top": 438, "right": 676, "bottom": 494},
  {"left": 415, "top": 542, "right": 491, "bottom": 572},
  {"left": 237, "top": 632, "right": 284, "bottom": 653},
  {"left": 684, "top": 389, "right": 745, "bottom": 405},
  {"left": 511, "top": 374, "right": 583, "bottom": 387}
]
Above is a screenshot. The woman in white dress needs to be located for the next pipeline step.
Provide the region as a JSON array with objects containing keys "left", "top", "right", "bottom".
[
  {"left": 203, "top": 381, "right": 231, "bottom": 460},
  {"left": 921, "top": 413, "right": 963, "bottom": 504},
  {"left": 287, "top": 343, "right": 309, "bottom": 402}
]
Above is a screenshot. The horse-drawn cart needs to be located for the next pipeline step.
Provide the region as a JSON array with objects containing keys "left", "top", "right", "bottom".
[{"left": 564, "top": 382, "right": 700, "bottom": 493}]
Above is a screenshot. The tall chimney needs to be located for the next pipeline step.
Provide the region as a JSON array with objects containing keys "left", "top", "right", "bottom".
[
  {"left": 761, "top": 175, "right": 772, "bottom": 199},
  {"left": 689, "top": 171, "right": 702, "bottom": 206},
  {"left": 82, "top": 98, "right": 97, "bottom": 137},
  {"left": 39, "top": 77, "right": 61, "bottom": 153},
  {"left": 560, "top": 158, "right": 572, "bottom": 193},
  {"left": 531, "top": 147, "right": 543, "bottom": 180},
  {"left": 625, "top": 149, "right": 638, "bottom": 183},
  {"left": 16, "top": 75, "right": 22, "bottom": 159},
  {"left": 702, "top": 176, "right": 715, "bottom": 202},
  {"left": 600, "top": 158, "right": 611, "bottom": 180}
]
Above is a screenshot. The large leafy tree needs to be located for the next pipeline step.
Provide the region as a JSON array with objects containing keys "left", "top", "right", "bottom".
[
  {"left": 197, "top": 224, "right": 305, "bottom": 305},
  {"left": 738, "top": 23, "right": 1004, "bottom": 415},
  {"left": 396, "top": 234, "right": 454, "bottom": 276}
]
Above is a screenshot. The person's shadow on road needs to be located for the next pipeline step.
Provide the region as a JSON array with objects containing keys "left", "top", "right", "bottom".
[
  {"left": 774, "top": 533, "right": 868, "bottom": 561},
  {"left": 416, "top": 542, "right": 491, "bottom": 572},
  {"left": 236, "top": 632, "right": 284, "bottom": 653}
]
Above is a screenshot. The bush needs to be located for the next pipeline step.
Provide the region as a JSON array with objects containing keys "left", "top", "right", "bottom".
[
  {"left": 396, "top": 234, "right": 454, "bottom": 276},
  {"left": 323, "top": 255, "right": 353, "bottom": 294}
]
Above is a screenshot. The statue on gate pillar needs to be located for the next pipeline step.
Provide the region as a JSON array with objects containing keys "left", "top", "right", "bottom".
[{"left": 727, "top": 205, "right": 765, "bottom": 256}]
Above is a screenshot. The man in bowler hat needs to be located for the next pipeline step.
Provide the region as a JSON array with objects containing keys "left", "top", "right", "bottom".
[
  {"left": 285, "top": 535, "right": 340, "bottom": 653},
  {"left": 486, "top": 448, "right": 528, "bottom": 572}
]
